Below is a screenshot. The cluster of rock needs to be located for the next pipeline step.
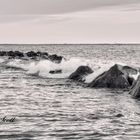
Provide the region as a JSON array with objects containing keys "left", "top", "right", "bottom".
[
  {"left": 68, "top": 64, "right": 140, "bottom": 99},
  {"left": 1, "top": 50, "right": 140, "bottom": 99},
  {"left": 0, "top": 51, "right": 63, "bottom": 63}
]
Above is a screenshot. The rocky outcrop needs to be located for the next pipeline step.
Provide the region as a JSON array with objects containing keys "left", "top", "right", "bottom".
[
  {"left": 26, "top": 51, "right": 38, "bottom": 58},
  {"left": 37, "top": 52, "right": 48, "bottom": 59},
  {"left": 48, "top": 54, "right": 63, "bottom": 63},
  {"left": 14, "top": 51, "right": 24, "bottom": 58},
  {"left": 0, "top": 51, "right": 24, "bottom": 58},
  {"left": 69, "top": 66, "right": 93, "bottom": 82},
  {"left": 0, "top": 51, "right": 63, "bottom": 63},
  {"left": 129, "top": 75, "right": 140, "bottom": 98},
  {"left": 0, "top": 51, "right": 7, "bottom": 56},
  {"left": 88, "top": 64, "right": 138, "bottom": 89}
]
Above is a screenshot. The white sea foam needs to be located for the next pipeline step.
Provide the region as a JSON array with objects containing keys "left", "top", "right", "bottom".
[
  {"left": 29, "top": 57, "right": 127, "bottom": 80},
  {"left": 85, "top": 64, "right": 112, "bottom": 83},
  {"left": 4, "top": 57, "right": 139, "bottom": 81},
  {"left": 0, "top": 58, "right": 5, "bottom": 63},
  {"left": 129, "top": 72, "right": 140, "bottom": 81},
  {"left": 27, "top": 57, "right": 91, "bottom": 78},
  {"left": 6, "top": 59, "right": 30, "bottom": 70}
]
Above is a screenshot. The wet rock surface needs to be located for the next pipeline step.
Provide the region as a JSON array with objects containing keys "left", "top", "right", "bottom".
[
  {"left": 88, "top": 64, "right": 138, "bottom": 89},
  {"left": 0, "top": 51, "right": 63, "bottom": 63},
  {"left": 69, "top": 66, "right": 93, "bottom": 82},
  {"left": 48, "top": 54, "right": 63, "bottom": 63},
  {"left": 129, "top": 75, "right": 140, "bottom": 98}
]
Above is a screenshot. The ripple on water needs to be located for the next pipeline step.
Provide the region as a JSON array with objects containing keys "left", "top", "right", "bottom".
[{"left": 0, "top": 45, "right": 140, "bottom": 139}]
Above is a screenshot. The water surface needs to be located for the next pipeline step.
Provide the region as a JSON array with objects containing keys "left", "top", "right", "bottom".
[{"left": 0, "top": 44, "right": 140, "bottom": 140}]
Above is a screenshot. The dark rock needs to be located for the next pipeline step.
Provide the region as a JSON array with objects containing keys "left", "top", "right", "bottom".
[
  {"left": 48, "top": 54, "right": 63, "bottom": 63},
  {"left": 127, "top": 77, "right": 134, "bottom": 86},
  {"left": 7, "top": 51, "right": 24, "bottom": 58},
  {"left": 69, "top": 66, "right": 93, "bottom": 82},
  {"left": 0, "top": 51, "right": 24, "bottom": 58},
  {"left": 129, "top": 75, "right": 140, "bottom": 98},
  {"left": 49, "top": 69, "right": 62, "bottom": 74},
  {"left": 26, "top": 51, "right": 38, "bottom": 58},
  {"left": 115, "top": 113, "right": 124, "bottom": 118},
  {"left": 0, "top": 51, "right": 63, "bottom": 62},
  {"left": 37, "top": 51, "right": 48, "bottom": 57},
  {"left": 0, "top": 51, "right": 6, "bottom": 56},
  {"left": 88, "top": 64, "right": 138, "bottom": 89},
  {"left": 40, "top": 52, "right": 48, "bottom": 59},
  {"left": 7, "top": 51, "right": 15, "bottom": 57},
  {"left": 36, "top": 51, "right": 42, "bottom": 56},
  {"left": 14, "top": 51, "right": 24, "bottom": 58}
]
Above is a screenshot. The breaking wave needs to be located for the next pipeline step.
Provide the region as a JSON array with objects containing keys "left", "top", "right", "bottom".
[
  {"left": 27, "top": 58, "right": 92, "bottom": 78},
  {"left": 2, "top": 56, "right": 139, "bottom": 82}
]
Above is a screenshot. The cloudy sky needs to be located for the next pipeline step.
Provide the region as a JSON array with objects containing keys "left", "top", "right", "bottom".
[{"left": 0, "top": 0, "right": 140, "bottom": 43}]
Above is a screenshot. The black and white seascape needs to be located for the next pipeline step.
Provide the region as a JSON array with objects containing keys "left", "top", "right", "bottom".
[
  {"left": 0, "top": 0, "right": 140, "bottom": 140},
  {"left": 0, "top": 44, "right": 139, "bottom": 140}
]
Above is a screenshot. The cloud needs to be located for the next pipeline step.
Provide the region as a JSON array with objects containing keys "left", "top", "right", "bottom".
[
  {"left": 0, "top": 0, "right": 140, "bottom": 43},
  {"left": 0, "top": 9, "right": 140, "bottom": 44},
  {"left": 0, "top": 0, "right": 140, "bottom": 15}
]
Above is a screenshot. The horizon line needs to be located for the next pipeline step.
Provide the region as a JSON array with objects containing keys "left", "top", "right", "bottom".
[{"left": 0, "top": 43, "right": 140, "bottom": 45}]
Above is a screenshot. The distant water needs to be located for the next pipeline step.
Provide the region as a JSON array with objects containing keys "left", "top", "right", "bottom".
[{"left": 0, "top": 44, "right": 140, "bottom": 140}]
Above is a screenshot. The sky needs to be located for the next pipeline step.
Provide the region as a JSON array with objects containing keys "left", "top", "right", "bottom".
[{"left": 0, "top": 0, "right": 140, "bottom": 44}]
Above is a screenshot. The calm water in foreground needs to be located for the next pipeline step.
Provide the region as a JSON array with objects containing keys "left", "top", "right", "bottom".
[{"left": 0, "top": 44, "right": 140, "bottom": 140}]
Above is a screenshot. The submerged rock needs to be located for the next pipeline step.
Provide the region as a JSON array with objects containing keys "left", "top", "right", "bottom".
[
  {"left": 13, "top": 51, "right": 24, "bottom": 58},
  {"left": 0, "top": 51, "right": 24, "bottom": 58},
  {"left": 0, "top": 51, "right": 64, "bottom": 62},
  {"left": 6, "top": 51, "right": 15, "bottom": 57},
  {"left": 38, "top": 52, "right": 48, "bottom": 59},
  {"left": 48, "top": 54, "right": 63, "bottom": 63},
  {"left": 0, "top": 51, "right": 6, "bottom": 56},
  {"left": 7, "top": 51, "right": 24, "bottom": 59},
  {"left": 129, "top": 75, "right": 140, "bottom": 98},
  {"left": 26, "top": 51, "right": 38, "bottom": 58},
  {"left": 69, "top": 66, "right": 93, "bottom": 82},
  {"left": 115, "top": 113, "right": 124, "bottom": 118},
  {"left": 88, "top": 64, "right": 138, "bottom": 89},
  {"left": 49, "top": 69, "right": 62, "bottom": 74}
]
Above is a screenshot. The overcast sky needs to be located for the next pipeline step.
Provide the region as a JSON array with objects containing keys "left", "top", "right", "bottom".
[{"left": 0, "top": 0, "right": 140, "bottom": 43}]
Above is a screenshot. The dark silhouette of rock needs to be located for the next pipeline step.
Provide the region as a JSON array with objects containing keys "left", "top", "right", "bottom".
[
  {"left": 0, "top": 51, "right": 64, "bottom": 62},
  {"left": 40, "top": 52, "right": 48, "bottom": 59},
  {"left": 0, "top": 51, "right": 6, "bottom": 56},
  {"left": 129, "top": 75, "right": 140, "bottom": 98},
  {"left": 49, "top": 69, "right": 62, "bottom": 74},
  {"left": 26, "top": 51, "right": 38, "bottom": 58},
  {"left": 7, "top": 51, "right": 15, "bottom": 57},
  {"left": 7, "top": 51, "right": 24, "bottom": 58},
  {"left": 69, "top": 66, "right": 93, "bottom": 82},
  {"left": 48, "top": 54, "right": 63, "bottom": 63},
  {"left": 88, "top": 64, "right": 138, "bottom": 89},
  {"left": 25, "top": 51, "right": 49, "bottom": 59},
  {"left": 36, "top": 51, "right": 42, "bottom": 56},
  {"left": 14, "top": 51, "right": 24, "bottom": 57},
  {"left": 0, "top": 51, "right": 24, "bottom": 58},
  {"left": 36, "top": 51, "right": 48, "bottom": 58},
  {"left": 115, "top": 113, "right": 124, "bottom": 118}
]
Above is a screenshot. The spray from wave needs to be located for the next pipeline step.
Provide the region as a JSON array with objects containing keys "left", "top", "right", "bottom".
[{"left": 2, "top": 55, "right": 138, "bottom": 83}]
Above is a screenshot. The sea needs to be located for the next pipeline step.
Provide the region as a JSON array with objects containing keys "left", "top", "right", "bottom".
[{"left": 0, "top": 44, "right": 140, "bottom": 140}]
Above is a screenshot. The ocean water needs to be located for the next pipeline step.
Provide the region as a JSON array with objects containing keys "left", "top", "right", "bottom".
[{"left": 0, "top": 44, "right": 140, "bottom": 140}]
